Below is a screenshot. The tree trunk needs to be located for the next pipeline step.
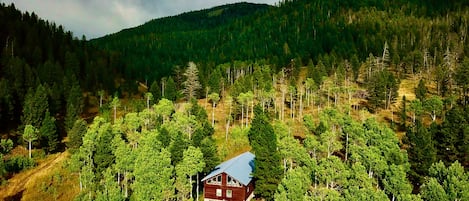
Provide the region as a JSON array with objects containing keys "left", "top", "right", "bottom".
[
  {"left": 196, "top": 174, "right": 200, "bottom": 201},
  {"left": 28, "top": 140, "right": 32, "bottom": 158},
  {"left": 345, "top": 132, "right": 349, "bottom": 161},
  {"left": 79, "top": 172, "right": 83, "bottom": 191},
  {"left": 189, "top": 176, "right": 193, "bottom": 200},
  {"left": 117, "top": 172, "right": 120, "bottom": 186},
  {"left": 99, "top": 95, "right": 103, "bottom": 108},
  {"left": 246, "top": 104, "right": 249, "bottom": 128},
  {"left": 241, "top": 104, "right": 244, "bottom": 128},
  {"left": 299, "top": 89, "right": 303, "bottom": 121},
  {"left": 290, "top": 92, "right": 293, "bottom": 119},
  {"left": 124, "top": 171, "right": 128, "bottom": 198},
  {"left": 212, "top": 102, "right": 215, "bottom": 127},
  {"left": 113, "top": 106, "right": 117, "bottom": 123}
]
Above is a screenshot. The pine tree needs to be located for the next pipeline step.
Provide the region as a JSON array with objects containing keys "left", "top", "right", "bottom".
[
  {"left": 406, "top": 121, "right": 436, "bottom": 188},
  {"left": 65, "top": 83, "right": 83, "bottom": 130},
  {"left": 183, "top": 62, "right": 201, "bottom": 100},
  {"left": 248, "top": 105, "right": 283, "bottom": 200},
  {"left": 415, "top": 79, "right": 427, "bottom": 101},
  {"left": 40, "top": 110, "right": 58, "bottom": 153},
  {"left": 67, "top": 119, "right": 87, "bottom": 153},
  {"left": 149, "top": 80, "right": 161, "bottom": 102},
  {"left": 21, "top": 84, "right": 49, "bottom": 128},
  {"left": 164, "top": 76, "right": 178, "bottom": 101},
  {"left": 207, "top": 68, "right": 222, "bottom": 94}
]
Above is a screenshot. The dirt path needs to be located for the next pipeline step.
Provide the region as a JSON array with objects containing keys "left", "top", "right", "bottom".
[{"left": 0, "top": 152, "right": 69, "bottom": 201}]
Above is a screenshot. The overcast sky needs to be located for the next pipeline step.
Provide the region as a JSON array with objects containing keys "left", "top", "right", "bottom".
[{"left": 1, "top": 0, "right": 279, "bottom": 39}]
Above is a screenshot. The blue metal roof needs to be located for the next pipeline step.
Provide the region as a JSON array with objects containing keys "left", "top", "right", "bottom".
[{"left": 202, "top": 152, "right": 255, "bottom": 186}]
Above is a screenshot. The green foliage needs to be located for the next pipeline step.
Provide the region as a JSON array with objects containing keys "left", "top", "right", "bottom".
[
  {"left": 423, "top": 161, "right": 469, "bottom": 200},
  {"left": 23, "top": 124, "right": 38, "bottom": 158},
  {"left": 66, "top": 119, "right": 87, "bottom": 153},
  {"left": 175, "top": 146, "right": 205, "bottom": 200},
  {"left": 133, "top": 142, "right": 174, "bottom": 201},
  {"left": 455, "top": 57, "right": 469, "bottom": 102},
  {"left": 163, "top": 77, "right": 178, "bottom": 101},
  {"left": 405, "top": 121, "right": 437, "bottom": 186},
  {"left": 94, "top": 122, "right": 115, "bottom": 179},
  {"left": 415, "top": 79, "right": 427, "bottom": 101},
  {"left": 420, "top": 178, "right": 448, "bottom": 201},
  {"left": 0, "top": 3, "right": 119, "bottom": 134},
  {"left": 0, "top": 139, "right": 13, "bottom": 154},
  {"left": 207, "top": 68, "right": 222, "bottom": 94},
  {"left": 4, "top": 155, "right": 35, "bottom": 172},
  {"left": 382, "top": 164, "right": 413, "bottom": 201},
  {"left": 157, "top": 127, "right": 171, "bottom": 148},
  {"left": 366, "top": 70, "right": 399, "bottom": 110},
  {"left": 95, "top": 168, "right": 125, "bottom": 201},
  {"left": 149, "top": 80, "right": 161, "bottom": 101},
  {"left": 21, "top": 84, "right": 49, "bottom": 128},
  {"left": 433, "top": 106, "right": 469, "bottom": 165},
  {"left": 275, "top": 167, "right": 311, "bottom": 201},
  {"left": 169, "top": 132, "right": 189, "bottom": 165},
  {"left": 248, "top": 105, "right": 283, "bottom": 200},
  {"left": 423, "top": 96, "right": 443, "bottom": 121},
  {"left": 65, "top": 82, "right": 84, "bottom": 130},
  {"left": 199, "top": 137, "right": 219, "bottom": 173},
  {"left": 39, "top": 110, "right": 58, "bottom": 153}
]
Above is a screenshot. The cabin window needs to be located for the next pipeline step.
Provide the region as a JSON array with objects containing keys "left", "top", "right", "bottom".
[
  {"left": 227, "top": 175, "right": 242, "bottom": 187},
  {"left": 226, "top": 190, "right": 232, "bottom": 198},
  {"left": 216, "top": 189, "right": 222, "bottom": 197},
  {"left": 207, "top": 175, "right": 222, "bottom": 185}
]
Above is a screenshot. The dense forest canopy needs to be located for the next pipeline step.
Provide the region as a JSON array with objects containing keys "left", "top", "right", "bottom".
[
  {"left": 2, "top": 0, "right": 469, "bottom": 200},
  {"left": 92, "top": 0, "right": 469, "bottom": 84},
  {"left": 0, "top": 3, "right": 121, "bottom": 133}
]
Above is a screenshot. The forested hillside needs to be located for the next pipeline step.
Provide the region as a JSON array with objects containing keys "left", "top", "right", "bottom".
[
  {"left": 92, "top": 0, "right": 469, "bottom": 84},
  {"left": 2, "top": 0, "right": 469, "bottom": 200},
  {"left": 0, "top": 2, "right": 123, "bottom": 192}
]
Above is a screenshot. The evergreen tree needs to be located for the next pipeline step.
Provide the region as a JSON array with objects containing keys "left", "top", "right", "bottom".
[
  {"left": 66, "top": 119, "right": 87, "bottom": 153},
  {"left": 149, "top": 80, "right": 161, "bottom": 101},
  {"left": 164, "top": 76, "right": 178, "bottom": 101},
  {"left": 93, "top": 121, "right": 115, "bottom": 180},
  {"left": 40, "top": 110, "right": 58, "bottom": 153},
  {"left": 406, "top": 121, "right": 437, "bottom": 187},
  {"left": 207, "top": 67, "right": 222, "bottom": 94},
  {"left": 170, "top": 132, "right": 189, "bottom": 165},
  {"left": 183, "top": 62, "right": 202, "bottom": 100},
  {"left": 65, "top": 83, "right": 83, "bottom": 130},
  {"left": 415, "top": 79, "right": 427, "bottom": 101},
  {"left": 200, "top": 137, "right": 219, "bottom": 173},
  {"left": 248, "top": 105, "right": 283, "bottom": 200},
  {"left": 157, "top": 127, "right": 171, "bottom": 148},
  {"left": 366, "top": 70, "right": 399, "bottom": 110},
  {"left": 21, "top": 84, "right": 49, "bottom": 128}
]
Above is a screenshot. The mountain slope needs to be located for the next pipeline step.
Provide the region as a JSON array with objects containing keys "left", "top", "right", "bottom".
[
  {"left": 92, "top": 2, "right": 271, "bottom": 81},
  {"left": 91, "top": 0, "right": 469, "bottom": 84}
]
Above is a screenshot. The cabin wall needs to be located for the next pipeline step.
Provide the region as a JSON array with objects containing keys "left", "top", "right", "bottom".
[{"left": 204, "top": 173, "right": 253, "bottom": 201}]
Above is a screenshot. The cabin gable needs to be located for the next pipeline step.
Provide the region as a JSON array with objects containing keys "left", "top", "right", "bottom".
[{"left": 202, "top": 152, "right": 255, "bottom": 201}]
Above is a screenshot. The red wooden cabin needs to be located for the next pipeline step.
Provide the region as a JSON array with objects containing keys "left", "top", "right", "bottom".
[{"left": 202, "top": 152, "right": 255, "bottom": 201}]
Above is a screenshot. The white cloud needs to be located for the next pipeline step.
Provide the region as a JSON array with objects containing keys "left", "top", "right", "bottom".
[{"left": 0, "top": 0, "right": 278, "bottom": 39}]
